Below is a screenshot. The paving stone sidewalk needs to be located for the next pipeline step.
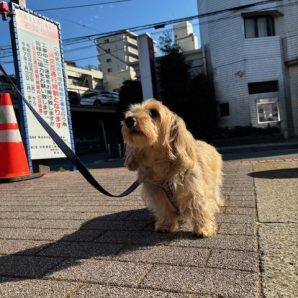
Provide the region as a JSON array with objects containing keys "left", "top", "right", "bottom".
[
  {"left": 253, "top": 160, "right": 298, "bottom": 298},
  {"left": 0, "top": 162, "right": 261, "bottom": 297}
]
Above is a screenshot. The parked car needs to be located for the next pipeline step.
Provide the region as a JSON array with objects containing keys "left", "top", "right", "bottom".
[{"left": 80, "top": 90, "right": 119, "bottom": 107}]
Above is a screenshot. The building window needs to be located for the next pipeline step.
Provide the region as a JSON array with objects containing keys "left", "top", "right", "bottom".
[
  {"left": 256, "top": 98, "right": 279, "bottom": 124},
  {"left": 105, "top": 48, "right": 111, "bottom": 53},
  {"left": 244, "top": 15, "right": 275, "bottom": 38},
  {"left": 107, "top": 68, "right": 112, "bottom": 73},
  {"left": 219, "top": 103, "right": 230, "bottom": 117},
  {"left": 104, "top": 38, "right": 109, "bottom": 43},
  {"left": 106, "top": 58, "right": 111, "bottom": 63},
  {"left": 248, "top": 80, "right": 278, "bottom": 94}
]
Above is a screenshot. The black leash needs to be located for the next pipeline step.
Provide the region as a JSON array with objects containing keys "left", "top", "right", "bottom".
[{"left": 0, "top": 64, "right": 140, "bottom": 197}]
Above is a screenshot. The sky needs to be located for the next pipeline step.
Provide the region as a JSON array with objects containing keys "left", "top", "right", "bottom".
[{"left": 0, "top": 0, "right": 200, "bottom": 74}]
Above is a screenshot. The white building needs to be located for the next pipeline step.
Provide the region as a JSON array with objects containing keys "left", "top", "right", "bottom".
[
  {"left": 173, "top": 22, "right": 204, "bottom": 78},
  {"left": 65, "top": 61, "right": 103, "bottom": 95},
  {"left": 198, "top": 0, "right": 298, "bottom": 136},
  {"left": 94, "top": 25, "right": 206, "bottom": 95},
  {"left": 96, "top": 31, "right": 138, "bottom": 91},
  {"left": 173, "top": 21, "right": 199, "bottom": 52},
  {"left": 183, "top": 49, "right": 206, "bottom": 77}
]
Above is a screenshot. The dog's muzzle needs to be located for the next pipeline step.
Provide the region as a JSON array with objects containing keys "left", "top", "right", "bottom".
[{"left": 124, "top": 116, "right": 136, "bottom": 128}]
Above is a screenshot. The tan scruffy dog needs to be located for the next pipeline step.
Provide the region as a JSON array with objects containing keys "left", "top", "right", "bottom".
[{"left": 121, "top": 99, "right": 223, "bottom": 237}]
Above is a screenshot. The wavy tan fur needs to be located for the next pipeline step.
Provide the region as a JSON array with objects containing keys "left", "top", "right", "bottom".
[{"left": 121, "top": 99, "right": 223, "bottom": 237}]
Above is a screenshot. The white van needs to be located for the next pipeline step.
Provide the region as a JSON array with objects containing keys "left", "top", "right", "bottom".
[{"left": 80, "top": 90, "right": 119, "bottom": 107}]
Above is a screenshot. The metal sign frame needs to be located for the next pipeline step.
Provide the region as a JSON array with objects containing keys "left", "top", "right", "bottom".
[
  {"left": 9, "top": 3, "right": 75, "bottom": 167},
  {"left": 256, "top": 97, "right": 280, "bottom": 124}
]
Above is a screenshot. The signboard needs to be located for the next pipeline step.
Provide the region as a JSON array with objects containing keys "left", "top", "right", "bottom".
[
  {"left": 10, "top": 4, "right": 74, "bottom": 159},
  {"left": 257, "top": 98, "right": 280, "bottom": 124}
]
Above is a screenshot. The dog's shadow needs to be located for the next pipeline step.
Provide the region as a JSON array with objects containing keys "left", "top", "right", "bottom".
[{"left": 0, "top": 208, "right": 195, "bottom": 283}]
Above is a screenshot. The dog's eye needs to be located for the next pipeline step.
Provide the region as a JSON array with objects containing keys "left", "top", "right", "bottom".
[{"left": 148, "top": 109, "right": 159, "bottom": 118}]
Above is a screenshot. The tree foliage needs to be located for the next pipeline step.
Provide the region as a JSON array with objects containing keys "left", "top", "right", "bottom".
[
  {"left": 158, "top": 31, "right": 175, "bottom": 54},
  {"left": 118, "top": 80, "right": 143, "bottom": 117},
  {"left": 184, "top": 74, "right": 218, "bottom": 138},
  {"left": 157, "top": 33, "right": 218, "bottom": 139},
  {"left": 157, "top": 32, "right": 191, "bottom": 113}
]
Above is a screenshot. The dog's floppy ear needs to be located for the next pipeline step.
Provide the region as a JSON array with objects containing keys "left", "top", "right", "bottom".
[
  {"left": 169, "top": 115, "right": 196, "bottom": 169},
  {"left": 124, "top": 144, "right": 139, "bottom": 171}
]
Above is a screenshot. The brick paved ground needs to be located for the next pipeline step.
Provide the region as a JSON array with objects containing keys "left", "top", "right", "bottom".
[{"left": 0, "top": 162, "right": 261, "bottom": 297}]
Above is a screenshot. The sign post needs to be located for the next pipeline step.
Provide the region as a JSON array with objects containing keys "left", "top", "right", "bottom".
[{"left": 9, "top": 3, "right": 75, "bottom": 171}]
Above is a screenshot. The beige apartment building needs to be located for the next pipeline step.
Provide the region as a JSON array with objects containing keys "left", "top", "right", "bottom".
[
  {"left": 173, "top": 21, "right": 199, "bottom": 52},
  {"left": 91, "top": 23, "right": 205, "bottom": 95},
  {"left": 96, "top": 31, "right": 138, "bottom": 91},
  {"left": 65, "top": 61, "right": 103, "bottom": 95},
  {"left": 173, "top": 22, "right": 205, "bottom": 78}
]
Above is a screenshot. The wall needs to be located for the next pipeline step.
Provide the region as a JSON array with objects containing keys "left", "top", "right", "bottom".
[
  {"left": 198, "top": 0, "right": 296, "bottom": 133},
  {"left": 288, "top": 65, "right": 298, "bottom": 134},
  {"left": 244, "top": 37, "right": 286, "bottom": 129}
]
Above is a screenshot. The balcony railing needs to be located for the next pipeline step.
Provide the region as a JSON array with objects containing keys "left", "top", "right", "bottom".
[{"left": 124, "top": 36, "right": 138, "bottom": 47}]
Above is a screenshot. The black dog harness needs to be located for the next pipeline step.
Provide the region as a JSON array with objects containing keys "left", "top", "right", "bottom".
[
  {"left": 144, "top": 179, "right": 179, "bottom": 214},
  {"left": 161, "top": 181, "right": 179, "bottom": 214}
]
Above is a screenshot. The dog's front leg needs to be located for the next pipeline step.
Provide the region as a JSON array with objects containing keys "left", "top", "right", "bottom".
[
  {"left": 154, "top": 214, "right": 178, "bottom": 233},
  {"left": 190, "top": 196, "right": 218, "bottom": 237},
  {"left": 125, "top": 154, "right": 139, "bottom": 171},
  {"left": 152, "top": 200, "right": 179, "bottom": 233},
  {"left": 124, "top": 147, "right": 139, "bottom": 171},
  {"left": 143, "top": 185, "right": 179, "bottom": 233}
]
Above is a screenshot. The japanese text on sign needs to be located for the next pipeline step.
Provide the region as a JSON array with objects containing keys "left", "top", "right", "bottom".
[{"left": 12, "top": 6, "right": 73, "bottom": 159}]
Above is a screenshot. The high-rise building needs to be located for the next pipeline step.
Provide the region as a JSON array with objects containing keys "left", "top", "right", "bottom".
[{"left": 96, "top": 31, "right": 138, "bottom": 91}]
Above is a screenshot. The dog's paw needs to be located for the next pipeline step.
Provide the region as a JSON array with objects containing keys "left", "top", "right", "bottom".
[
  {"left": 155, "top": 227, "right": 170, "bottom": 233},
  {"left": 217, "top": 196, "right": 225, "bottom": 207},
  {"left": 193, "top": 223, "right": 217, "bottom": 238},
  {"left": 155, "top": 221, "right": 178, "bottom": 233},
  {"left": 155, "top": 222, "right": 170, "bottom": 233}
]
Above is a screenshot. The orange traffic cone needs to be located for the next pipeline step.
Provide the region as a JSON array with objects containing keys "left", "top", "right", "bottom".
[{"left": 0, "top": 92, "right": 31, "bottom": 181}]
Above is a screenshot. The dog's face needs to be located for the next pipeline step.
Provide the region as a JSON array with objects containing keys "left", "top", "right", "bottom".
[
  {"left": 122, "top": 99, "right": 196, "bottom": 169},
  {"left": 121, "top": 99, "right": 174, "bottom": 148}
]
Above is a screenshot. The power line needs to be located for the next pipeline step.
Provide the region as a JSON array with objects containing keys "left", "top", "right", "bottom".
[
  {"left": 34, "top": 0, "right": 132, "bottom": 12},
  {"left": 2, "top": 0, "right": 298, "bottom": 65},
  {"left": 69, "top": 55, "right": 99, "bottom": 62},
  {"left": 0, "top": 0, "right": 290, "bottom": 49},
  {"left": 39, "top": 0, "right": 298, "bottom": 53},
  {"left": 61, "top": 0, "right": 282, "bottom": 44},
  {"left": 213, "top": 53, "right": 293, "bottom": 70},
  {"left": 62, "top": 0, "right": 298, "bottom": 67},
  {"left": 95, "top": 41, "right": 130, "bottom": 66},
  {"left": 1, "top": 19, "right": 201, "bottom": 59},
  {"left": 64, "top": 44, "right": 98, "bottom": 54},
  {"left": 45, "top": 11, "right": 100, "bottom": 33},
  {"left": 62, "top": 0, "right": 295, "bottom": 50}
]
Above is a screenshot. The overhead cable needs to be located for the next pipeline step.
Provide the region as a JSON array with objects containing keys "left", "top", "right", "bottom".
[{"left": 34, "top": 0, "right": 132, "bottom": 12}]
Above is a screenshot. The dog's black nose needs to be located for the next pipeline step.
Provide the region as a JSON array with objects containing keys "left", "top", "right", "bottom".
[{"left": 124, "top": 116, "right": 136, "bottom": 128}]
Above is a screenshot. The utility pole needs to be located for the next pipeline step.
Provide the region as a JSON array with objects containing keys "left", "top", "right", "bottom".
[
  {"left": 137, "top": 33, "right": 158, "bottom": 100},
  {"left": 11, "top": 0, "right": 26, "bottom": 7}
]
